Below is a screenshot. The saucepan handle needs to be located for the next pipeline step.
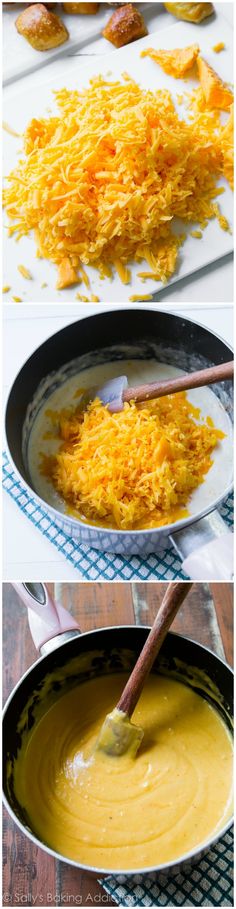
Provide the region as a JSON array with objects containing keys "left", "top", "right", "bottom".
[
  {"left": 12, "top": 582, "right": 80, "bottom": 651},
  {"left": 170, "top": 511, "right": 234, "bottom": 581}
]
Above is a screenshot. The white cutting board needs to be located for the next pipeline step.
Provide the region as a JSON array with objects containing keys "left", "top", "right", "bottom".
[{"left": 3, "top": 15, "right": 233, "bottom": 303}]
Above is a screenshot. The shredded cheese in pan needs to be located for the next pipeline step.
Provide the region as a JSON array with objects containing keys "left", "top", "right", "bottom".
[
  {"left": 40, "top": 394, "right": 225, "bottom": 531},
  {"left": 3, "top": 74, "right": 233, "bottom": 289}
]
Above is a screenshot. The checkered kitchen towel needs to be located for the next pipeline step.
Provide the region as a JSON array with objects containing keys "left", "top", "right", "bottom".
[
  {"left": 101, "top": 828, "right": 233, "bottom": 907},
  {"left": 3, "top": 452, "right": 234, "bottom": 582}
]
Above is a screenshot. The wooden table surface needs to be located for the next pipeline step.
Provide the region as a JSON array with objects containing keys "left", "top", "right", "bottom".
[{"left": 3, "top": 582, "right": 233, "bottom": 908}]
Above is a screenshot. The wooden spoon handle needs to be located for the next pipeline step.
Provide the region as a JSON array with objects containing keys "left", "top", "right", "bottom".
[
  {"left": 123, "top": 361, "right": 233, "bottom": 404},
  {"left": 117, "top": 582, "right": 192, "bottom": 718}
]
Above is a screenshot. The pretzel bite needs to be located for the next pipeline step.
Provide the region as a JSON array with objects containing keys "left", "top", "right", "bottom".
[
  {"left": 4, "top": 2, "right": 55, "bottom": 4},
  {"left": 164, "top": 3, "right": 214, "bottom": 23},
  {"left": 15, "top": 4, "right": 69, "bottom": 50},
  {"left": 103, "top": 3, "right": 147, "bottom": 48},
  {"left": 62, "top": 3, "right": 99, "bottom": 12}
]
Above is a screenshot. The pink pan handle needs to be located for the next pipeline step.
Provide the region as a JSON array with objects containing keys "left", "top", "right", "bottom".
[
  {"left": 182, "top": 534, "right": 234, "bottom": 581},
  {"left": 12, "top": 583, "right": 79, "bottom": 651}
]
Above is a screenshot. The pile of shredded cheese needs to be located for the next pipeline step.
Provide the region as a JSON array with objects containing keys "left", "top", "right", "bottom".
[
  {"left": 40, "top": 394, "right": 224, "bottom": 530},
  {"left": 3, "top": 73, "right": 233, "bottom": 289}
]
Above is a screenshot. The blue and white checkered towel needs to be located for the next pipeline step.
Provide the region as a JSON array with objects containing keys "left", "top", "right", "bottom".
[
  {"left": 3, "top": 452, "right": 234, "bottom": 582},
  {"left": 101, "top": 828, "right": 233, "bottom": 907}
]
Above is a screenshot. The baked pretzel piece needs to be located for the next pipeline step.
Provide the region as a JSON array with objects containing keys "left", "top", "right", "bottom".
[
  {"left": 15, "top": 3, "right": 69, "bottom": 50},
  {"left": 164, "top": 3, "right": 214, "bottom": 23},
  {"left": 62, "top": 3, "right": 99, "bottom": 12},
  {"left": 4, "top": 3, "right": 55, "bottom": 6},
  {"left": 103, "top": 3, "right": 147, "bottom": 47}
]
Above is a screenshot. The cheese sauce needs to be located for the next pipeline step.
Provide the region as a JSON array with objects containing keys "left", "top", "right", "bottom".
[{"left": 14, "top": 673, "right": 233, "bottom": 871}]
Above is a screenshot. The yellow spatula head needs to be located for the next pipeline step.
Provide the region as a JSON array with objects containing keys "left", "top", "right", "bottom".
[{"left": 96, "top": 708, "right": 144, "bottom": 757}]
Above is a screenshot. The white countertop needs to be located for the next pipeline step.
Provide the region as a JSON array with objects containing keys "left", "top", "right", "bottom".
[
  {"left": 3, "top": 1, "right": 234, "bottom": 304},
  {"left": 3, "top": 302, "right": 233, "bottom": 580}
]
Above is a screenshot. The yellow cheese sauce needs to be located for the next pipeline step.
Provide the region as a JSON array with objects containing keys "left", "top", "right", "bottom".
[{"left": 14, "top": 673, "right": 233, "bottom": 871}]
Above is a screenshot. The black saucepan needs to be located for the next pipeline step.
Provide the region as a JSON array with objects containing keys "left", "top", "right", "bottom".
[
  {"left": 5, "top": 309, "right": 234, "bottom": 577},
  {"left": 3, "top": 583, "right": 233, "bottom": 878}
]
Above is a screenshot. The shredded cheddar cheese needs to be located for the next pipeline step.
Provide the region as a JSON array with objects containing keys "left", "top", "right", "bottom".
[
  {"left": 3, "top": 75, "right": 233, "bottom": 289},
  {"left": 197, "top": 57, "right": 233, "bottom": 110},
  {"left": 18, "top": 264, "right": 32, "bottom": 280},
  {"left": 221, "top": 106, "right": 234, "bottom": 189},
  {"left": 2, "top": 121, "right": 21, "bottom": 137},
  {"left": 140, "top": 45, "right": 200, "bottom": 78},
  {"left": 75, "top": 292, "right": 100, "bottom": 302},
  {"left": 213, "top": 43, "right": 225, "bottom": 53},
  {"left": 129, "top": 294, "right": 153, "bottom": 301},
  {"left": 75, "top": 293, "right": 90, "bottom": 302},
  {"left": 40, "top": 394, "right": 225, "bottom": 531}
]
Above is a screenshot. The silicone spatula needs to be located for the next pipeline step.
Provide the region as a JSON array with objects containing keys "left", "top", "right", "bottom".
[
  {"left": 96, "top": 361, "right": 233, "bottom": 413},
  {"left": 97, "top": 581, "right": 192, "bottom": 757}
]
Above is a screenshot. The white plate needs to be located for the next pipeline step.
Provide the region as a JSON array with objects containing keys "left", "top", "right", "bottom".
[{"left": 3, "top": 16, "right": 233, "bottom": 303}]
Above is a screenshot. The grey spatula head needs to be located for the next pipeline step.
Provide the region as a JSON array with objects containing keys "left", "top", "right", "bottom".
[{"left": 97, "top": 376, "right": 128, "bottom": 412}]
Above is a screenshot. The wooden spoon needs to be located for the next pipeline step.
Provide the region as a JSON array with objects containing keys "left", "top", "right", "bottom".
[
  {"left": 97, "top": 581, "right": 192, "bottom": 757},
  {"left": 97, "top": 360, "right": 234, "bottom": 412}
]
